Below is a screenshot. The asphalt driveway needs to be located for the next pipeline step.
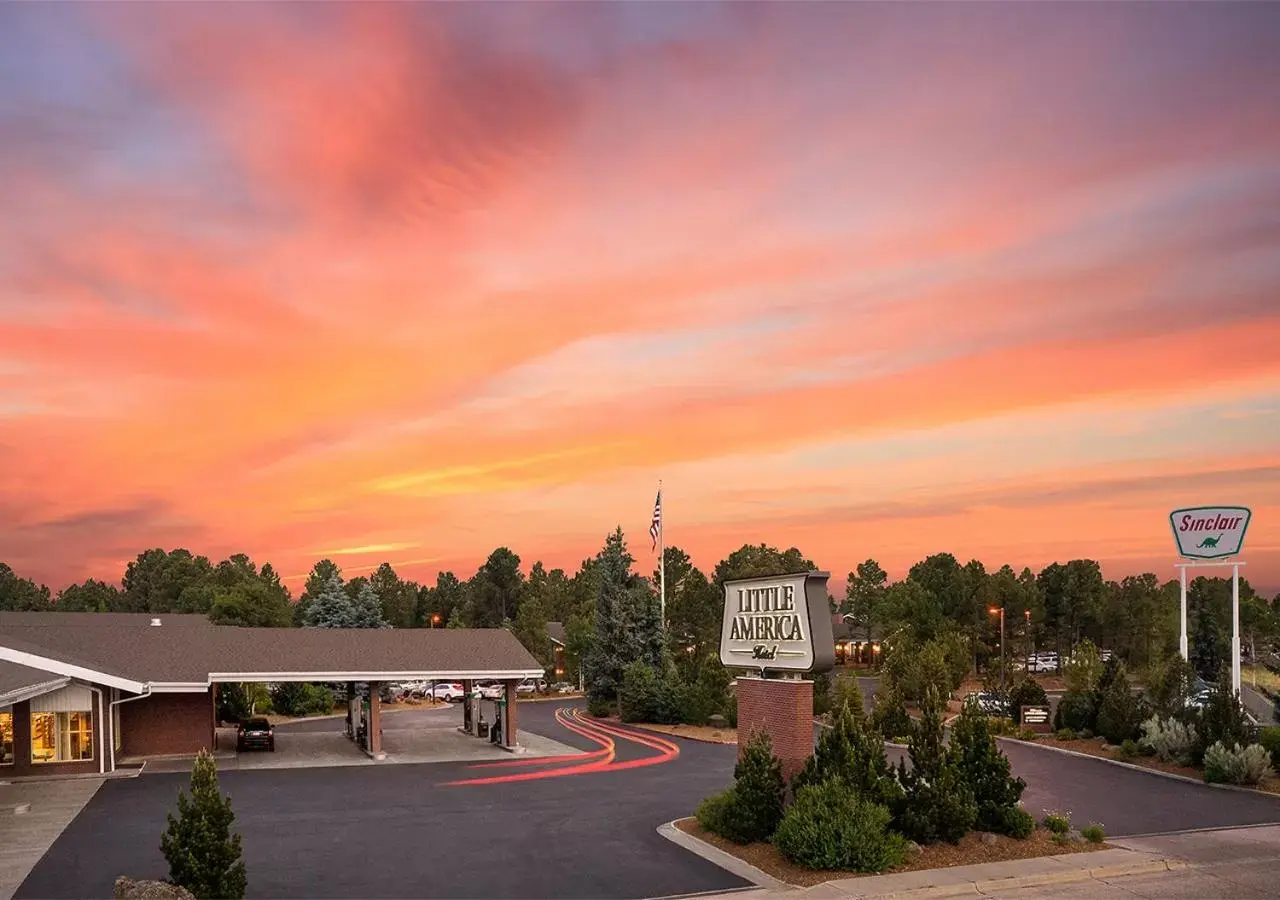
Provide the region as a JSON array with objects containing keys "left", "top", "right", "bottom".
[{"left": 18, "top": 701, "right": 1280, "bottom": 899}]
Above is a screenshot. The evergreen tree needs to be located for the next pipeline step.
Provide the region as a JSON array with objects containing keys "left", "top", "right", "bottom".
[
  {"left": 160, "top": 750, "right": 247, "bottom": 900},
  {"left": 870, "top": 684, "right": 913, "bottom": 742},
  {"left": 303, "top": 573, "right": 356, "bottom": 628},
  {"left": 731, "top": 731, "right": 787, "bottom": 843},
  {"left": 1095, "top": 659, "right": 1143, "bottom": 744},
  {"left": 512, "top": 588, "right": 551, "bottom": 665},
  {"left": 793, "top": 691, "right": 894, "bottom": 804},
  {"left": 583, "top": 528, "right": 664, "bottom": 703},
  {"left": 951, "top": 696, "right": 1027, "bottom": 834},
  {"left": 895, "top": 687, "right": 977, "bottom": 844},
  {"left": 349, "top": 579, "right": 389, "bottom": 628}
]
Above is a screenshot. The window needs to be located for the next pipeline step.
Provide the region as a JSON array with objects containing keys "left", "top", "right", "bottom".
[
  {"left": 31, "top": 710, "right": 94, "bottom": 763},
  {"left": 1, "top": 708, "right": 12, "bottom": 765}
]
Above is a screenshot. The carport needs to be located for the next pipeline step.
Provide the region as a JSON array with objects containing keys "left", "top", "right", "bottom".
[{"left": 0, "top": 612, "right": 546, "bottom": 775}]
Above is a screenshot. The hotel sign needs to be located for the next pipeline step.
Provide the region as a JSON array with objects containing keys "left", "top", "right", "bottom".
[
  {"left": 720, "top": 572, "right": 835, "bottom": 674},
  {"left": 1169, "top": 506, "right": 1251, "bottom": 560}
]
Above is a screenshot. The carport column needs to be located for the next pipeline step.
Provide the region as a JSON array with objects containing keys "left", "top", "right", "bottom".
[
  {"left": 462, "top": 679, "right": 475, "bottom": 735},
  {"left": 347, "top": 681, "right": 357, "bottom": 742},
  {"left": 503, "top": 680, "right": 518, "bottom": 750},
  {"left": 368, "top": 681, "right": 384, "bottom": 759}
]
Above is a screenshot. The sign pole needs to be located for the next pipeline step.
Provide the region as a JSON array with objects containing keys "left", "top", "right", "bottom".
[
  {"left": 1231, "top": 563, "right": 1241, "bottom": 695},
  {"left": 1179, "top": 566, "right": 1188, "bottom": 661},
  {"left": 659, "top": 481, "right": 665, "bottom": 628}
]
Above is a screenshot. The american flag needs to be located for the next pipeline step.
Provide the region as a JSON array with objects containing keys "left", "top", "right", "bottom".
[{"left": 649, "top": 489, "right": 662, "bottom": 551}]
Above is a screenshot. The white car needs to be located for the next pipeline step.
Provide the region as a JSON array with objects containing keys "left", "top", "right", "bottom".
[
  {"left": 475, "top": 683, "right": 504, "bottom": 700},
  {"left": 430, "top": 683, "right": 465, "bottom": 702}
]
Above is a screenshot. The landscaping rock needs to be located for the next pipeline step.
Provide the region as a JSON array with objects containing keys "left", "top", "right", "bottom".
[
  {"left": 904, "top": 840, "right": 922, "bottom": 857},
  {"left": 1065, "top": 830, "right": 1087, "bottom": 844},
  {"left": 978, "top": 831, "right": 999, "bottom": 845},
  {"left": 113, "top": 877, "right": 195, "bottom": 899},
  {"left": 708, "top": 714, "right": 727, "bottom": 729}
]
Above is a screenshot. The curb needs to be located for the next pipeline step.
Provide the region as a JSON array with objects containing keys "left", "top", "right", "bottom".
[
  {"left": 997, "top": 737, "right": 1280, "bottom": 799},
  {"left": 629, "top": 723, "right": 738, "bottom": 746},
  {"left": 657, "top": 821, "right": 790, "bottom": 892},
  {"left": 863, "top": 857, "right": 1188, "bottom": 899}
]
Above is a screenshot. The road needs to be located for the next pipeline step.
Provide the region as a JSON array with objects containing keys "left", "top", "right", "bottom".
[
  {"left": 1241, "top": 684, "right": 1277, "bottom": 725},
  {"left": 17, "top": 701, "right": 1280, "bottom": 899}
]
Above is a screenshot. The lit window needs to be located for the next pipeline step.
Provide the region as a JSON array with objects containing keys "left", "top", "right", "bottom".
[
  {"left": 1, "top": 708, "right": 13, "bottom": 765},
  {"left": 31, "top": 710, "right": 94, "bottom": 763}
]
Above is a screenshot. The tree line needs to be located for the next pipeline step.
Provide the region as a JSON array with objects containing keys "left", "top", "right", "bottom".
[{"left": 3, "top": 542, "right": 1276, "bottom": 684}]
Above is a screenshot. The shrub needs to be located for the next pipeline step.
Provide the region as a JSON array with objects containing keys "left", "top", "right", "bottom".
[
  {"left": 950, "top": 697, "right": 1027, "bottom": 836},
  {"left": 986, "top": 717, "right": 1017, "bottom": 737},
  {"left": 812, "top": 672, "right": 833, "bottom": 717},
  {"left": 1055, "top": 728, "right": 1077, "bottom": 741},
  {"left": 1203, "top": 742, "right": 1274, "bottom": 786},
  {"left": 1078, "top": 728, "right": 1095, "bottom": 740},
  {"left": 998, "top": 805, "right": 1035, "bottom": 839},
  {"left": 1014, "top": 727, "right": 1037, "bottom": 741},
  {"left": 216, "top": 684, "right": 251, "bottom": 725},
  {"left": 1258, "top": 727, "right": 1280, "bottom": 769},
  {"left": 1007, "top": 678, "right": 1049, "bottom": 725},
  {"left": 1145, "top": 654, "right": 1198, "bottom": 717},
  {"left": 1197, "top": 670, "right": 1250, "bottom": 760},
  {"left": 695, "top": 789, "right": 737, "bottom": 838},
  {"left": 587, "top": 695, "right": 612, "bottom": 717},
  {"left": 1053, "top": 691, "right": 1097, "bottom": 733},
  {"left": 269, "top": 682, "right": 333, "bottom": 718},
  {"left": 1042, "top": 810, "right": 1071, "bottom": 835},
  {"left": 793, "top": 691, "right": 894, "bottom": 806},
  {"left": 894, "top": 687, "right": 977, "bottom": 845},
  {"left": 1119, "top": 740, "right": 1140, "bottom": 758},
  {"left": 1139, "top": 715, "right": 1197, "bottom": 766},
  {"left": 727, "top": 693, "right": 738, "bottom": 728},
  {"left": 160, "top": 750, "right": 247, "bottom": 900},
  {"left": 1063, "top": 640, "right": 1103, "bottom": 693},
  {"left": 729, "top": 731, "right": 786, "bottom": 843},
  {"left": 871, "top": 685, "right": 912, "bottom": 742},
  {"left": 1095, "top": 661, "right": 1144, "bottom": 745},
  {"left": 1081, "top": 823, "right": 1106, "bottom": 844},
  {"left": 773, "top": 780, "right": 907, "bottom": 873}
]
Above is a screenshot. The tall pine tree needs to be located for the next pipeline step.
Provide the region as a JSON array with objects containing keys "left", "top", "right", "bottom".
[
  {"left": 583, "top": 528, "right": 664, "bottom": 703},
  {"left": 303, "top": 573, "right": 356, "bottom": 628},
  {"left": 160, "top": 749, "right": 247, "bottom": 900}
]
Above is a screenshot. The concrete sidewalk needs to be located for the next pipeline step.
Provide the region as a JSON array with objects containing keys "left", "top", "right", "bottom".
[
  {"left": 0, "top": 778, "right": 103, "bottom": 900},
  {"left": 681, "top": 824, "right": 1280, "bottom": 899}
]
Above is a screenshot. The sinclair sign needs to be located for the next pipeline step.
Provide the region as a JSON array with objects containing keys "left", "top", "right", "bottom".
[
  {"left": 719, "top": 572, "right": 835, "bottom": 674},
  {"left": 1169, "top": 506, "right": 1251, "bottom": 560}
]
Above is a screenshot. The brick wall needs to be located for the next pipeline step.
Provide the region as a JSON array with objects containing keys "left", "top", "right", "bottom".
[
  {"left": 735, "top": 676, "right": 814, "bottom": 785},
  {"left": 119, "top": 689, "right": 215, "bottom": 758},
  {"left": 3, "top": 696, "right": 103, "bottom": 777}
]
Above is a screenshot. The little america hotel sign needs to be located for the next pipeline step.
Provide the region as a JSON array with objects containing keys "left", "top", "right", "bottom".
[
  {"left": 1169, "top": 506, "right": 1251, "bottom": 559},
  {"left": 720, "top": 572, "right": 835, "bottom": 673}
]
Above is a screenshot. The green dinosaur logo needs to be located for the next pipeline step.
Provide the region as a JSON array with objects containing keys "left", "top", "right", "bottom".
[{"left": 1196, "top": 533, "right": 1224, "bottom": 549}]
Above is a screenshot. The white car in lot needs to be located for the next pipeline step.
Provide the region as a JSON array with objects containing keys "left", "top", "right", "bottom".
[
  {"left": 430, "top": 683, "right": 465, "bottom": 702},
  {"left": 476, "top": 683, "right": 504, "bottom": 700}
]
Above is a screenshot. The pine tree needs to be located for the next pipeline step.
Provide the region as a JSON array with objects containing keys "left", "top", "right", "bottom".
[
  {"left": 794, "top": 691, "right": 893, "bottom": 804},
  {"left": 160, "top": 750, "right": 247, "bottom": 900},
  {"left": 1095, "top": 660, "right": 1142, "bottom": 744},
  {"left": 303, "top": 572, "right": 356, "bottom": 628},
  {"left": 951, "top": 696, "right": 1027, "bottom": 834},
  {"left": 895, "top": 686, "right": 977, "bottom": 844},
  {"left": 583, "top": 528, "right": 664, "bottom": 703},
  {"left": 730, "top": 730, "right": 786, "bottom": 843},
  {"left": 349, "top": 579, "right": 388, "bottom": 628}
]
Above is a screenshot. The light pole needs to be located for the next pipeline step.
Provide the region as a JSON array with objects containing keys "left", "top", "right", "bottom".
[
  {"left": 1023, "top": 609, "right": 1031, "bottom": 675},
  {"left": 430, "top": 614, "right": 441, "bottom": 629},
  {"left": 989, "top": 606, "right": 1005, "bottom": 684}
]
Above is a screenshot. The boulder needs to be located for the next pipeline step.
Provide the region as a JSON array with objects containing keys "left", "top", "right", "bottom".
[
  {"left": 707, "top": 714, "right": 728, "bottom": 729},
  {"left": 978, "top": 831, "right": 1000, "bottom": 845},
  {"left": 113, "top": 877, "right": 195, "bottom": 899}
]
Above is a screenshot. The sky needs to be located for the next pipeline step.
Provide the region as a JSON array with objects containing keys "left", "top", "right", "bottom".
[{"left": 1, "top": 3, "right": 1278, "bottom": 597}]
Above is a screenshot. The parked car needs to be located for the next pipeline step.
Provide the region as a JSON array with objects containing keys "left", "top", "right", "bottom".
[
  {"left": 965, "top": 691, "right": 1011, "bottom": 716},
  {"left": 552, "top": 681, "right": 575, "bottom": 694},
  {"left": 237, "top": 718, "right": 275, "bottom": 752},
  {"left": 430, "top": 683, "right": 465, "bottom": 702},
  {"left": 515, "top": 679, "right": 538, "bottom": 695},
  {"left": 478, "top": 683, "right": 504, "bottom": 700}
]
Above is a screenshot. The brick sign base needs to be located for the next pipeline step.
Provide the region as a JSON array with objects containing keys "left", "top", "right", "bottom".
[{"left": 735, "top": 676, "right": 814, "bottom": 785}]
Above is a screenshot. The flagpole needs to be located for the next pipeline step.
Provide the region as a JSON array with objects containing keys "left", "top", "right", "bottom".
[{"left": 659, "top": 480, "right": 665, "bottom": 628}]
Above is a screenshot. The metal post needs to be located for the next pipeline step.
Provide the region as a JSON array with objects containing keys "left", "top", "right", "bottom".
[
  {"left": 999, "top": 608, "right": 1006, "bottom": 684},
  {"left": 658, "top": 480, "right": 665, "bottom": 628},
  {"left": 1179, "top": 566, "right": 1188, "bottom": 660},
  {"left": 1231, "top": 564, "right": 1241, "bottom": 695}
]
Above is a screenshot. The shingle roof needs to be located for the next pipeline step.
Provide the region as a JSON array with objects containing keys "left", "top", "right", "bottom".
[
  {"left": 0, "top": 612, "right": 212, "bottom": 628},
  {"left": 0, "top": 614, "right": 544, "bottom": 688},
  {"left": 0, "top": 658, "right": 67, "bottom": 698}
]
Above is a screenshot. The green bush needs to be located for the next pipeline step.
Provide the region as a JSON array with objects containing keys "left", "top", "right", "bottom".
[
  {"left": 1197, "top": 671, "right": 1250, "bottom": 762},
  {"left": 1095, "top": 661, "right": 1144, "bottom": 745},
  {"left": 1078, "top": 728, "right": 1094, "bottom": 740},
  {"left": 1007, "top": 678, "right": 1049, "bottom": 725},
  {"left": 894, "top": 687, "right": 976, "bottom": 845},
  {"left": 1081, "top": 823, "right": 1106, "bottom": 844},
  {"left": 1258, "top": 727, "right": 1280, "bottom": 769},
  {"left": 160, "top": 750, "right": 247, "bottom": 900},
  {"left": 1042, "top": 810, "right": 1071, "bottom": 834},
  {"left": 986, "top": 717, "right": 1018, "bottom": 737},
  {"left": 998, "top": 805, "right": 1035, "bottom": 839},
  {"left": 1139, "top": 715, "right": 1197, "bottom": 765},
  {"left": 1055, "top": 728, "right": 1077, "bottom": 741},
  {"left": 695, "top": 789, "right": 737, "bottom": 838},
  {"left": 729, "top": 731, "right": 786, "bottom": 843},
  {"left": 871, "top": 685, "right": 913, "bottom": 742},
  {"left": 793, "top": 692, "right": 895, "bottom": 807},
  {"left": 1119, "top": 739, "right": 1139, "bottom": 758},
  {"left": 216, "top": 684, "right": 251, "bottom": 725},
  {"left": 1203, "top": 742, "right": 1274, "bottom": 786},
  {"left": 1063, "top": 640, "right": 1103, "bottom": 693},
  {"left": 587, "top": 695, "right": 612, "bottom": 717},
  {"left": 1145, "top": 654, "right": 1198, "bottom": 717},
  {"left": 950, "top": 697, "right": 1027, "bottom": 836},
  {"left": 773, "top": 780, "right": 907, "bottom": 872},
  {"left": 269, "top": 682, "right": 333, "bottom": 718},
  {"left": 812, "top": 672, "right": 833, "bottom": 717},
  {"left": 1053, "top": 691, "right": 1097, "bottom": 733}
]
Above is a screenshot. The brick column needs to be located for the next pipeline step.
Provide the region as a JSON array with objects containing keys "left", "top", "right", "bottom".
[
  {"left": 368, "top": 682, "right": 383, "bottom": 758},
  {"left": 503, "top": 681, "right": 518, "bottom": 749},
  {"left": 735, "top": 676, "right": 814, "bottom": 786}
]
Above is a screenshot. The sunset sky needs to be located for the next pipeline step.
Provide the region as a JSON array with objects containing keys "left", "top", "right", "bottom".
[{"left": 1, "top": 3, "right": 1277, "bottom": 596}]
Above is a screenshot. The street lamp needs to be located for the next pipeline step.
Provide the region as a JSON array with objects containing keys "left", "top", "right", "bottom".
[
  {"left": 989, "top": 606, "right": 1005, "bottom": 684},
  {"left": 430, "top": 614, "right": 441, "bottom": 629},
  {"left": 1024, "top": 609, "right": 1031, "bottom": 675}
]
